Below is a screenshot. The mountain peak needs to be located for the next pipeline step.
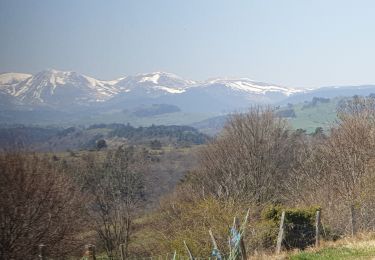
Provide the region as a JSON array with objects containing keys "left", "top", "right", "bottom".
[
  {"left": 115, "top": 71, "right": 195, "bottom": 95},
  {"left": 204, "top": 77, "right": 301, "bottom": 96},
  {"left": 134, "top": 71, "right": 195, "bottom": 85}
]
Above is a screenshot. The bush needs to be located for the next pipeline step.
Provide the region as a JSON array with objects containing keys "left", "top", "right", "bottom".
[
  {"left": 259, "top": 205, "right": 321, "bottom": 250},
  {"left": 150, "top": 139, "right": 162, "bottom": 150},
  {"left": 144, "top": 190, "right": 247, "bottom": 257},
  {"left": 0, "top": 152, "right": 88, "bottom": 259},
  {"left": 96, "top": 139, "right": 107, "bottom": 150}
]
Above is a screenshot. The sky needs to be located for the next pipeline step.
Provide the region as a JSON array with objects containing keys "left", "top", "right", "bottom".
[{"left": 1, "top": 0, "right": 375, "bottom": 88}]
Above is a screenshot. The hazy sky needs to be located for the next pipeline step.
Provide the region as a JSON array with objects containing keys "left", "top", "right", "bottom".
[{"left": 1, "top": 0, "right": 375, "bottom": 88}]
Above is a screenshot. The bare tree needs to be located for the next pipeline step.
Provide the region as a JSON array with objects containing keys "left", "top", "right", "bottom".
[
  {"left": 0, "top": 152, "right": 87, "bottom": 259},
  {"left": 323, "top": 97, "right": 375, "bottom": 234},
  {"left": 80, "top": 146, "right": 148, "bottom": 258},
  {"left": 190, "top": 107, "right": 298, "bottom": 204},
  {"left": 288, "top": 96, "right": 375, "bottom": 235}
]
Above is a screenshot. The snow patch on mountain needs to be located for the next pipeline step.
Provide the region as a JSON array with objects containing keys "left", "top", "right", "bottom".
[
  {"left": 0, "top": 73, "right": 32, "bottom": 85},
  {"left": 6, "top": 69, "right": 121, "bottom": 104},
  {"left": 153, "top": 86, "right": 186, "bottom": 94},
  {"left": 205, "top": 78, "right": 301, "bottom": 96},
  {"left": 140, "top": 73, "right": 160, "bottom": 84},
  {"left": 0, "top": 73, "right": 32, "bottom": 95},
  {"left": 115, "top": 72, "right": 195, "bottom": 95}
]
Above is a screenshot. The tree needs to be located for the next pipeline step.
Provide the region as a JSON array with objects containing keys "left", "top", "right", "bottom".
[
  {"left": 189, "top": 107, "right": 298, "bottom": 204},
  {"left": 150, "top": 139, "right": 162, "bottom": 150},
  {"left": 322, "top": 97, "right": 375, "bottom": 235},
  {"left": 288, "top": 96, "right": 375, "bottom": 235},
  {"left": 0, "top": 152, "right": 87, "bottom": 259},
  {"left": 312, "top": 127, "right": 324, "bottom": 137},
  {"left": 80, "top": 146, "right": 148, "bottom": 258},
  {"left": 96, "top": 139, "right": 107, "bottom": 150}
]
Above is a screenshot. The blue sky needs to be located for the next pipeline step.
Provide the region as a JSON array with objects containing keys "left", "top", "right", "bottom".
[{"left": 1, "top": 0, "right": 375, "bottom": 88}]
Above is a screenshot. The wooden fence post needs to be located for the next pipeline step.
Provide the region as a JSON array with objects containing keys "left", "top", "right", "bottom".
[
  {"left": 276, "top": 211, "right": 285, "bottom": 254},
  {"left": 85, "top": 244, "right": 96, "bottom": 260},
  {"left": 120, "top": 243, "right": 126, "bottom": 260},
  {"left": 350, "top": 205, "right": 357, "bottom": 237},
  {"left": 315, "top": 210, "right": 321, "bottom": 247},
  {"left": 38, "top": 244, "right": 46, "bottom": 260}
]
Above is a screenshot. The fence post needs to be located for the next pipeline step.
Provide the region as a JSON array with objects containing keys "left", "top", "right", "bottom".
[
  {"left": 120, "top": 243, "right": 126, "bottom": 260},
  {"left": 38, "top": 244, "right": 46, "bottom": 260},
  {"left": 350, "top": 204, "right": 357, "bottom": 237},
  {"left": 85, "top": 244, "right": 96, "bottom": 260},
  {"left": 315, "top": 210, "right": 321, "bottom": 247},
  {"left": 276, "top": 211, "right": 285, "bottom": 254}
]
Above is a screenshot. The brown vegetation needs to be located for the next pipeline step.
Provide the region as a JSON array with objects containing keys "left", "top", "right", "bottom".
[
  {"left": 188, "top": 107, "right": 298, "bottom": 204},
  {"left": 78, "top": 146, "right": 149, "bottom": 258},
  {"left": 0, "top": 152, "right": 88, "bottom": 259},
  {"left": 146, "top": 99, "right": 375, "bottom": 256}
]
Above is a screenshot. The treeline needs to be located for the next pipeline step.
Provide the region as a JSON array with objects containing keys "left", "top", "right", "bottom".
[
  {"left": 131, "top": 104, "right": 181, "bottom": 117},
  {"left": 0, "top": 125, "right": 60, "bottom": 149},
  {"left": 0, "top": 123, "right": 209, "bottom": 151},
  {"left": 105, "top": 124, "right": 209, "bottom": 145}
]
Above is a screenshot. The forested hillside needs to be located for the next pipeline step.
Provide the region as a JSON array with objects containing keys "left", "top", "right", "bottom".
[{"left": 0, "top": 123, "right": 209, "bottom": 152}]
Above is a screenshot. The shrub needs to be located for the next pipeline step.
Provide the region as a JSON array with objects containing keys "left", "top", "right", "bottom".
[
  {"left": 258, "top": 205, "right": 321, "bottom": 250},
  {"left": 0, "top": 152, "right": 88, "bottom": 259},
  {"left": 96, "top": 139, "right": 107, "bottom": 150}
]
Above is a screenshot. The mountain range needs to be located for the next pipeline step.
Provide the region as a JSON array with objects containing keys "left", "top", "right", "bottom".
[
  {"left": 1, "top": 69, "right": 375, "bottom": 125},
  {"left": 0, "top": 69, "right": 303, "bottom": 111}
]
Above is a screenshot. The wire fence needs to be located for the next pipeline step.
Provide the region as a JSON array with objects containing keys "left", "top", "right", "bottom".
[{"left": 41, "top": 210, "right": 331, "bottom": 260}]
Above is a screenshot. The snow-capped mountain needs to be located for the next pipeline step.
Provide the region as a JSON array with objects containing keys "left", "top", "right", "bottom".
[
  {"left": 115, "top": 72, "right": 195, "bottom": 95},
  {"left": 3, "top": 68, "right": 375, "bottom": 125},
  {"left": 0, "top": 69, "right": 299, "bottom": 108},
  {"left": 0, "top": 73, "right": 32, "bottom": 95},
  {"left": 0, "top": 69, "right": 302, "bottom": 112},
  {"left": 204, "top": 78, "right": 301, "bottom": 96},
  {"left": 0, "top": 69, "right": 123, "bottom": 107}
]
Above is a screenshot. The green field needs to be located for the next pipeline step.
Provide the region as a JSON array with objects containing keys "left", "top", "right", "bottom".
[
  {"left": 290, "top": 241, "right": 375, "bottom": 260},
  {"left": 289, "top": 99, "right": 339, "bottom": 133}
]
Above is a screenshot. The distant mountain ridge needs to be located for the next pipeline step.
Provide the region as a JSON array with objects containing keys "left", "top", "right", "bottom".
[
  {"left": 2, "top": 69, "right": 375, "bottom": 126},
  {"left": 0, "top": 69, "right": 301, "bottom": 110}
]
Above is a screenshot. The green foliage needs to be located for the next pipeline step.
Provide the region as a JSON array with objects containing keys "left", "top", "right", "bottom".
[
  {"left": 259, "top": 205, "right": 321, "bottom": 250},
  {"left": 261, "top": 205, "right": 321, "bottom": 225}
]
